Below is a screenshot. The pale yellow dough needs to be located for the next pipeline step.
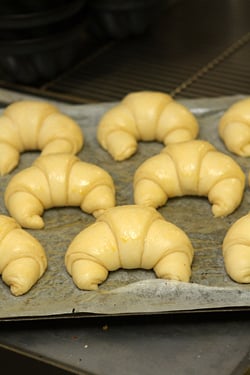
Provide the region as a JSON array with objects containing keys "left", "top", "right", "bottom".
[
  {"left": 4, "top": 153, "right": 116, "bottom": 229},
  {"left": 97, "top": 91, "right": 199, "bottom": 161},
  {"left": 65, "top": 205, "right": 194, "bottom": 290},
  {"left": 219, "top": 97, "right": 250, "bottom": 156},
  {"left": 133, "top": 140, "right": 245, "bottom": 217},
  {"left": 0, "top": 215, "right": 47, "bottom": 296},
  {"left": 0, "top": 100, "right": 84, "bottom": 175},
  {"left": 222, "top": 213, "right": 250, "bottom": 283}
]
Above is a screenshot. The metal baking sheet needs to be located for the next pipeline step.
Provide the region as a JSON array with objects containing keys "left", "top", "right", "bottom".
[{"left": 0, "top": 89, "right": 250, "bottom": 321}]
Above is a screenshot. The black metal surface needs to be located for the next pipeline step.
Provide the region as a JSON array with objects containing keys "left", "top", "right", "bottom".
[
  {"left": 175, "top": 32, "right": 250, "bottom": 98},
  {"left": 0, "top": 311, "right": 250, "bottom": 375},
  {"left": 0, "top": 346, "right": 76, "bottom": 375},
  {"left": 0, "top": 0, "right": 249, "bottom": 103},
  {"left": 43, "top": 0, "right": 250, "bottom": 103}
]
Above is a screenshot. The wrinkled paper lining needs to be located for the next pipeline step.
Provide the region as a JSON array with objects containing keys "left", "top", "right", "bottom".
[{"left": 0, "top": 89, "right": 249, "bottom": 320}]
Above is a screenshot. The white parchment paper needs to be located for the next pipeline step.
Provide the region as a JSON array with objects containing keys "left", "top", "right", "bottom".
[{"left": 0, "top": 89, "right": 249, "bottom": 320}]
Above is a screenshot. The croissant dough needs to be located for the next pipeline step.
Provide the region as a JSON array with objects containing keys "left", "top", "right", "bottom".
[
  {"left": 0, "top": 100, "right": 84, "bottom": 175},
  {"left": 218, "top": 97, "right": 250, "bottom": 156},
  {"left": 97, "top": 91, "right": 199, "bottom": 161},
  {"left": 0, "top": 215, "right": 47, "bottom": 296},
  {"left": 65, "top": 205, "right": 194, "bottom": 291},
  {"left": 222, "top": 213, "right": 250, "bottom": 283},
  {"left": 4, "top": 153, "right": 116, "bottom": 229},
  {"left": 133, "top": 140, "right": 245, "bottom": 217}
]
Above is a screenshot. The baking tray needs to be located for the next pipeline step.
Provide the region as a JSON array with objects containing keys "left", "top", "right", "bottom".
[{"left": 0, "top": 89, "right": 250, "bottom": 321}]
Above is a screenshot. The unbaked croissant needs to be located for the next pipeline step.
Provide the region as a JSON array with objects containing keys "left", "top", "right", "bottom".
[
  {"left": 222, "top": 213, "right": 250, "bottom": 283},
  {"left": 0, "top": 215, "right": 47, "bottom": 296},
  {"left": 97, "top": 91, "right": 199, "bottom": 161},
  {"left": 65, "top": 205, "right": 194, "bottom": 291},
  {"left": 4, "top": 153, "right": 116, "bottom": 229},
  {"left": 218, "top": 97, "right": 250, "bottom": 156},
  {"left": 133, "top": 140, "right": 245, "bottom": 217},
  {"left": 0, "top": 100, "right": 84, "bottom": 175}
]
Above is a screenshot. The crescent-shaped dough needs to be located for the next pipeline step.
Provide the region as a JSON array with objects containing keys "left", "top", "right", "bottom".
[
  {"left": 0, "top": 100, "right": 84, "bottom": 175},
  {"left": 133, "top": 140, "right": 245, "bottom": 217},
  {"left": 219, "top": 97, "right": 250, "bottom": 156},
  {"left": 65, "top": 205, "right": 194, "bottom": 290},
  {"left": 97, "top": 91, "right": 199, "bottom": 161},
  {"left": 4, "top": 153, "right": 116, "bottom": 229},
  {"left": 222, "top": 213, "right": 250, "bottom": 283},
  {"left": 0, "top": 215, "right": 47, "bottom": 296}
]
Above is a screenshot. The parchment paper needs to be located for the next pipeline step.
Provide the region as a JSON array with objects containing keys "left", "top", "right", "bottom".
[{"left": 0, "top": 89, "right": 250, "bottom": 320}]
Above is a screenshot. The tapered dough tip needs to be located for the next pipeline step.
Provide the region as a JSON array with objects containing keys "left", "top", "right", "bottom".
[
  {"left": 69, "top": 260, "right": 108, "bottom": 291},
  {"left": 72, "top": 273, "right": 99, "bottom": 291},
  {"left": 113, "top": 145, "right": 137, "bottom": 161},
  {"left": 0, "top": 157, "right": 19, "bottom": 176},
  {"left": 239, "top": 271, "right": 250, "bottom": 283},
  {"left": 2, "top": 257, "right": 45, "bottom": 296},
  {"left": 212, "top": 204, "right": 226, "bottom": 217},
  {"left": 241, "top": 144, "right": 250, "bottom": 156},
  {"left": 9, "top": 279, "right": 30, "bottom": 296},
  {"left": 103, "top": 130, "right": 138, "bottom": 161},
  {"left": 77, "top": 280, "right": 99, "bottom": 291},
  {"left": 92, "top": 209, "right": 106, "bottom": 218},
  {"left": 21, "top": 215, "right": 45, "bottom": 229},
  {"left": 212, "top": 201, "right": 238, "bottom": 218},
  {"left": 226, "top": 267, "right": 250, "bottom": 284},
  {"left": 154, "top": 252, "right": 192, "bottom": 282}
]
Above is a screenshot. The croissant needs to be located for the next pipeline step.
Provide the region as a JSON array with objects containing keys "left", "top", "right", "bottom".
[
  {"left": 0, "top": 215, "right": 47, "bottom": 296},
  {"left": 222, "top": 213, "right": 250, "bottom": 283},
  {"left": 4, "top": 153, "right": 116, "bottom": 229},
  {"left": 0, "top": 100, "right": 84, "bottom": 175},
  {"left": 133, "top": 140, "right": 245, "bottom": 217},
  {"left": 65, "top": 205, "right": 194, "bottom": 291},
  {"left": 97, "top": 91, "right": 199, "bottom": 161},
  {"left": 218, "top": 97, "right": 250, "bottom": 156}
]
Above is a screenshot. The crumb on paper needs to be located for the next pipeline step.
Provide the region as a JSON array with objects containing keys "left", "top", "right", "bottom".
[{"left": 102, "top": 324, "right": 109, "bottom": 331}]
